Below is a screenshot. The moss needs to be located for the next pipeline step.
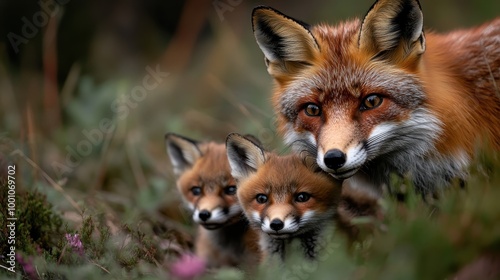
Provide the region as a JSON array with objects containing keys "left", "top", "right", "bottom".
[
  {"left": 0, "top": 184, "right": 63, "bottom": 255},
  {"left": 0, "top": 181, "right": 65, "bottom": 278}
]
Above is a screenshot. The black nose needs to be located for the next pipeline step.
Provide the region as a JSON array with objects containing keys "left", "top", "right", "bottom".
[
  {"left": 270, "top": 219, "right": 284, "bottom": 231},
  {"left": 324, "top": 149, "right": 346, "bottom": 170},
  {"left": 198, "top": 210, "right": 211, "bottom": 222}
]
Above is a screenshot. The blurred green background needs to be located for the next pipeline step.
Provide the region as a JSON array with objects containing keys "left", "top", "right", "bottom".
[
  {"left": 1, "top": 0, "right": 499, "bottom": 190},
  {"left": 0, "top": 0, "right": 499, "bottom": 278}
]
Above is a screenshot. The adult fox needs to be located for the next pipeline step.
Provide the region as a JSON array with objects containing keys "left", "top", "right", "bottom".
[{"left": 252, "top": 0, "right": 500, "bottom": 194}]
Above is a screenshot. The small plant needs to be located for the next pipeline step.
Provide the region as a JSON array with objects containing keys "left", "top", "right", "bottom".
[{"left": 0, "top": 182, "right": 64, "bottom": 278}]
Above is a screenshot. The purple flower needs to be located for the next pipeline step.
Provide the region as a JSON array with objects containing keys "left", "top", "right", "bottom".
[
  {"left": 170, "top": 254, "right": 206, "bottom": 279},
  {"left": 16, "top": 254, "right": 38, "bottom": 280},
  {"left": 65, "top": 233, "right": 84, "bottom": 256}
]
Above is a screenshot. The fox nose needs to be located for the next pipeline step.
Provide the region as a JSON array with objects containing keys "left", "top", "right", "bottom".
[
  {"left": 270, "top": 219, "right": 284, "bottom": 231},
  {"left": 198, "top": 210, "right": 211, "bottom": 222},
  {"left": 324, "top": 149, "right": 346, "bottom": 170}
]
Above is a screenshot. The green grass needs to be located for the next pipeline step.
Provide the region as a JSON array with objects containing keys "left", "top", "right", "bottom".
[
  {"left": 1, "top": 1, "right": 499, "bottom": 279},
  {"left": 1, "top": 142, "right": 499, "bottom": 279}
]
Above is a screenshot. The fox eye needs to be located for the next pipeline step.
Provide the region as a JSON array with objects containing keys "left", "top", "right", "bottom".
[
  {"left": 304, "top": 103, "right": 321, "bottom": 117},
  {"left": 255, "top": 194, "right": 268, "bottom": 204},
  {"left": 224, "top": 185, "right": 237, "bottom": 195},
  {"left": 361, "top": 94, "right": 383, "bottom": 111},
  {"left": 191, "top": 186, "right": 202, "bottom": 196},
  {"left": 295, "top": 192, "right": 311, "bottom": 203}
]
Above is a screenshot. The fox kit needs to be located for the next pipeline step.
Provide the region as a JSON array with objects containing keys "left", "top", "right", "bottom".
[
  {"left": 165, "top": 133, "right": 260, "bottom": 268},
  {"left": 252, "top": 0, "right": 500, "bottom": 194},
  {"left": 226, "top": 133, "right": 343, "bottom": 260}
]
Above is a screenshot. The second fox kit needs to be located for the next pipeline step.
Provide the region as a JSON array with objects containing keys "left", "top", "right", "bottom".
[
  {"left": 252, "top": 0, "right": 500, "bottom": 194},
  {"left": 165, "top": 133, "right": 260, "bottom": 268},
  {"left": 226, "top": 133, "right": 343, "bottom": 260}
]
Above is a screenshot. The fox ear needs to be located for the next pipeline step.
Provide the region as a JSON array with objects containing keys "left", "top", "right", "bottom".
[
  {"left": 242, "top": 134, "right": 263, "bottom": 148},
  {"left": 359, "top": 0, "right": 425, "bottom": 65},
  {"left": 301, "top": 154, "right": 322, "bottom": 173},
  {"left": 165, "top": 133, "right": 202, "bottom": 176},
  {"left": 252, "top": 6, "right": 320, "bottom": 78},
  {"left": 226, "top": 133, "right": 266, "bottom": 181}
]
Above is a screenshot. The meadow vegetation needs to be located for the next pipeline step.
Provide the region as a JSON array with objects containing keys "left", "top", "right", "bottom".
[{"left": 1, "top": 0, "right": 499, "bottom": 279}]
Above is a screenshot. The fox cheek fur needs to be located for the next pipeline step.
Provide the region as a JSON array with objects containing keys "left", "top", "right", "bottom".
[{"left": 252, "top": 0, "right": 500, "bottom": 193}]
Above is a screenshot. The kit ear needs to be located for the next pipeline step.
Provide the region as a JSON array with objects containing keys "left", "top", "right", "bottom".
[
  {"left": 165, "top": 133, "right": 202, "bottom": 176},
  {"left": 226, "top": 133, "right": 267, "bottom": 181},
  {"left": 359, "top": 0, "right": 425, "bottom": 65},
  {"left": 252, "top": 6, "right": 320, "bottom": 78}
]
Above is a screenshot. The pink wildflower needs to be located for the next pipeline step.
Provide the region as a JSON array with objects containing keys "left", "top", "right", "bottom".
[
  {"left": 170, "top": 254, "right": 206, "bottom": 279},
  {"left": 65, "top": 233, "right": 85, "bottom": 256},
  {"left": 16, "top": 254, "right": 38, "bottom": 280}
]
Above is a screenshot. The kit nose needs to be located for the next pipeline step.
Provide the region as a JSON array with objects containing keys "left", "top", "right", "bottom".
[
  {"left": 198, "top": 210, "right": 211, "bottom": 222},
  {"left": 270, "top": 219, "right": 284, "bottom": 231},
  {"left": 324, "top": 149, "right": 346, "bottom": 170}
]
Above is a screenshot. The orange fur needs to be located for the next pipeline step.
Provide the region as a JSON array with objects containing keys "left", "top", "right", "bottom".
[
  {"left": 421, "top": 23, "right": 500, "bottom": 154},
  {"left": 273, "top": 19, "right": 500, "bottom": 155},
  {"left": 227, "top": 133, "right": 383, "bottom": 259},
  {"left": 253, "top": 1, "right": 500, "bottom": 192},
  {"left": 165, "top": 134, "right": 260, "bottom": 268}
]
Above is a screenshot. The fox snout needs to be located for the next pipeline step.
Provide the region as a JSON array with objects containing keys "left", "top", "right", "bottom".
[
  {"left": 193, "top": 206, "right": 226, "bottom": 223},
  {"left": 262, "top": 215, "right": 299, "bottom": 236},
  {"left": 197, "top": 209, "right": 212, "bottom": 222},
  {"left": 269, "top": 219, "right": 285, "bottom": 231},
  {"left": 323, "top": 149, "right": 347, "bottom": 170},
  {"left": 317, "top": 140, "right": 368, "bottom": 179},
  {"left": 192, "top": 195, "right": 242, "bottom": 229},
  {"left": 195, "top": 208, "right": 227, "bottom": 222},
  {"left": 193, "top": 205, "right": 241, "bottom": 229},
  {"left": 258, "top": 205, "right": 301, "bottom": 236}
]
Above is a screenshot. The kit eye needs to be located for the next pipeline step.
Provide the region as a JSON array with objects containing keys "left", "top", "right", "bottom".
[
  {"left": 295, "top": 192, "right": 311, "bottom": 203},
  {"left": 191, "top": 186, "right": 202, "bottom": 196},
  {"left": 360, "top": 94, "right": 383, "bottom": 111},
  {"left": 304, "top": 103, "right": 321, "bottom": 117},
  {"left": 224, "top": 185, "right": 237, "bottom": 195},
  {"left": 255, "top": 194, "right": 268, "bottom": 204}
]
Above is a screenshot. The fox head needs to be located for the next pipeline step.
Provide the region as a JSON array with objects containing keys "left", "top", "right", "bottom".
[
  {"left": 226, "top": 133, "right": 342, "bottom": 238},
  {"left": 165, "top": 133, "right": 241, "bottom": 230},
  {"left": 252, "top": 0, "right": 441, "bottom": 180}
]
